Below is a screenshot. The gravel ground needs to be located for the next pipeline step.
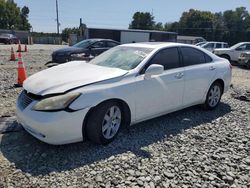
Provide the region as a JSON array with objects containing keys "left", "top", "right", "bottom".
[{"left": 0, "top": 44, "right": 250, "bottom": 187}]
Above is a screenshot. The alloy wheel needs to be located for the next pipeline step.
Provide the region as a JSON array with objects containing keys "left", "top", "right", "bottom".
[
  {"left": 102, "top": 106, "right": 121, "bottom": 139},
  {"left": 208, "top": 85, "right": 221, "bottom": 107}
]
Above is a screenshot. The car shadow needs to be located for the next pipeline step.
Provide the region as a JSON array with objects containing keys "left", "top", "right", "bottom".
[
  {"left": 0, "top": 103, "right": 231, "bottom": 176},
  {"left": 235, "top": 64, "right": 250, "bottom": 70}
]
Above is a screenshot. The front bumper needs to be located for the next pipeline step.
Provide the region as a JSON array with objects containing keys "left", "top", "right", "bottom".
[
  {"left": 16, "top": 99, "right": 89, "bottom": 145},
  {"left": 52, "top": 53, "right": 68, "bottom": 63},
  {"left": 238, "top": 57, "right": 249, "bottom": 66}
]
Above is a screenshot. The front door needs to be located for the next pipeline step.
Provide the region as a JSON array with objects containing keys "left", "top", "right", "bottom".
[{"left": 135, "top": 47, "right": 184, "bottom": 121}]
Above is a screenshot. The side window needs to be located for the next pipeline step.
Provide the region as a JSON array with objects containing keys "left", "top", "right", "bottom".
[
  {"left": 246, "top": 44, "right": 250, "bottom": 50},
  {"left": 91, "top": 41, "right": 105, "bottom": 48},
  {"left": 216, "top": 43, "right": 222, "bottom": 48},
  {"left": 203, "top": 43, "right": 214, "bottom": 48},
  {"left": 224, "top": 43, "right": 229, "bottom": 48},
  {"left": 236, "top": 44, "right": 246, "bottom": 51},
  {"left": 148, "top": 48, "right": 180, "bottom": 70},
  {"left": 106, "top": 41, "right": 118, "bottom": 47},
  {"left": 181, "top": 47, "right": 206, "bottom": 66}
]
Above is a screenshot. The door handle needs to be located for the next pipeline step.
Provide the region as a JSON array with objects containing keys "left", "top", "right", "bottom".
[
  {"left": 175, "top": 72, "right": 184, "bottom": 79},
  {"left": 209, "top": 66, "right": 216, "bottom": 70}
]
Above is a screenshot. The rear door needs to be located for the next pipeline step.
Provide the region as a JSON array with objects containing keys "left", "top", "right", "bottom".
[
  {"left": 135, "top": 47, "right": 184, "bottom": 121},
  {"left": 180, "top": 47, "right": 216, "bottom": 106}
]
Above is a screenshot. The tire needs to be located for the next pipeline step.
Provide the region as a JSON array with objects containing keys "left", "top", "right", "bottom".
[
  {"left": 220, "top": 54, "right": 231, "bottom": 62},
  {"left": 247, "top": 61, "right": 250, "bottom": 70},
  {"left": 86, "top": 101, "right": 123, "bottom": 144},
  {"left": 204, "top": 82, "right": 223, "bottom": 110}
]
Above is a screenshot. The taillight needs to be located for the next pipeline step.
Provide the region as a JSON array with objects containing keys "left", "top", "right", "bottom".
[{"left": 229, "top": 64, "right": 232, "bottom": 70}]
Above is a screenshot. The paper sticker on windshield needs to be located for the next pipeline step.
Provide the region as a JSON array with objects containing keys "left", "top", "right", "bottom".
[{"left": 134, "top": 50, "right": 147, "bottom": 58}]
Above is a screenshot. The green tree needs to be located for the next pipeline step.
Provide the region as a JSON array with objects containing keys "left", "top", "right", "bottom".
[
  {"left": 178, "top": 9, "right": 215, "bottom": 40},
  {"left": 129, "top": 12, "right": 155, "bottom": 30},
  {"left": 154, "top": 22, "right": 164, "bottom": 31},
  {"left": 61, "top": 25, "right": 86, "bottom": 42},
  {"left": 0, "top": 0, "right": 31, "bottom": 30},
  {"left": 223, "top": 7, "right": 250, "bottom": 44}
]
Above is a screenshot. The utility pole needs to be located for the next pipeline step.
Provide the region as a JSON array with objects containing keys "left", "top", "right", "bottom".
[{"left": 56, "top": 0, "right": 59, "bottom": 35}]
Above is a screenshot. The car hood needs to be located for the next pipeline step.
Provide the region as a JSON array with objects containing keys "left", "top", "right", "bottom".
[
  {"left": 53, "top": 47, "right": 85, "bottom": 54},
  {"left": 23, "top": 61, "right": 128, "bottom": 96}
]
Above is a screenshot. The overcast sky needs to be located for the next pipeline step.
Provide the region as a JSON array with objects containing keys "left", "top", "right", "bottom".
[{"left": 14, "top": 0, "right": 250, "bottom": 33}]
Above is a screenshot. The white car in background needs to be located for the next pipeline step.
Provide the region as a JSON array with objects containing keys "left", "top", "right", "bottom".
[
  {"left": 213, "top": 42, "right": 250, "bottom": 62},
  {"left": 201, "top": 42, "right": 229, "bottom": 52},
  {"left": 16, "top": 43, "right": 232, "bottom": 145},
  {"left": 195, "top": 41, "right": 207, "bottom": 46}
]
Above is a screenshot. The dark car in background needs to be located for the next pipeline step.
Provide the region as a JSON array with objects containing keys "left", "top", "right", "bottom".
[
  {"left": 52, "top": 38, "right": 120, "bottom": 63},
  {"left": 0, "top": 33, "right": 19, "bottom": 44}
]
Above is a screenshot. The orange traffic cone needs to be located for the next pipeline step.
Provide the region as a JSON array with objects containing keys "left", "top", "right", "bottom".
[
  {"left": 15, "top": 52, "right": 27, "bottom": 87},
  {"left": 24, "top": 44, "right": 28, "bottom": 52},
  {"left": 17, "top": 41, "right": 22, "bottom": 52},
  {"left": 10, "top": 47, "right": 16, "bottom": 61}
]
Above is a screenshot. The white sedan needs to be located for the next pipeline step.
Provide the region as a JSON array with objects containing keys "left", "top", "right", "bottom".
[{"left": 16, "top": 43, "right": 232, "bottom": 145}]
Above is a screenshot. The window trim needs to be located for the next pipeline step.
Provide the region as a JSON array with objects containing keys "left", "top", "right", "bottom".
[
  {"left": 105, "top": 41, "right": 119, "bottom": 48},
  {"left": 139, "top": 47, "right": 182, "bottom": 75},
  {"left": 90, "top": 41, "right": 106, "bottom": 49}
]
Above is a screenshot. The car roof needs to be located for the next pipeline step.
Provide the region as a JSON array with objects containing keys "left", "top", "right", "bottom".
[
  {"left": 204, "top": 41, "right": 228, "bottom": 44},
  {"left": 121, "top": 42, "right": 195, "bottom": 49}
]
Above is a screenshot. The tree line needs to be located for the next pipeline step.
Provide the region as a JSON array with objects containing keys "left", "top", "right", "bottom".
[
  {"left": 0, "top": 0, "right": 31, "bottom": 31},
  {"left": 129, "top": 7, "right": 250, "bottom": 45}
]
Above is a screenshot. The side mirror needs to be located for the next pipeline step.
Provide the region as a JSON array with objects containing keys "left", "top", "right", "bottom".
[{"left": 144, "top": 64, "right": 164, "bottom": 80}]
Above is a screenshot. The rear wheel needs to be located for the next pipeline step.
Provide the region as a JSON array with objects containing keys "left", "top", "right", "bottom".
[
  {"left": 86, "top": 101, "right": 123, "bottom": 144},
  {"left": 204, "top": 82, "right": 223, "bottom": 110}
]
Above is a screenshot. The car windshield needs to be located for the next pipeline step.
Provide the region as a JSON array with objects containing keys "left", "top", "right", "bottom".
[
  {"left": 73, "top": 39, "right": 96, "bottom": 48},
  {"left": 89, "top": 46, "right": 153, "bottom": 70},
  {"left": 196, "top": 42, "right": 207, "bottom": 46}
]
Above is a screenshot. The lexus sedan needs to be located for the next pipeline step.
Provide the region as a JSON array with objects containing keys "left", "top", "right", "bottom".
[
  {"left": 0, "top": 33, "right": 19, "bottom": 44},
  {"left": 51, "top": 38, "right": 120, "bottom": 63},
  {"left": 16, "top": 43, "right": 232, "bottom": 145}
]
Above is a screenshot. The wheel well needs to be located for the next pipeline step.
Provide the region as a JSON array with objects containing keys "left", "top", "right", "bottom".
[
  {"left": 82, "top": 98, "right": 131, "bottom": 141},
  {"left": 220, "top": 54, "right": 231, "bottom": 61},
  {"left": 213, "top": 79, "right": 225, "bottom": 93}
]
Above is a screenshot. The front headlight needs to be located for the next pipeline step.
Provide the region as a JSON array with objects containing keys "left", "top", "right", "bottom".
[{"left": 32, "top": 93, "right": 80, "bottom": 111}]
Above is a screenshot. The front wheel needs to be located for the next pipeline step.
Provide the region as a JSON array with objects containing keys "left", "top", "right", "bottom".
[
  {"left": 204, "top": 82, "right": 223, "bottom": 110},
  {"left": 86, "top": 101, "right": 123, "bottom": 144}
]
